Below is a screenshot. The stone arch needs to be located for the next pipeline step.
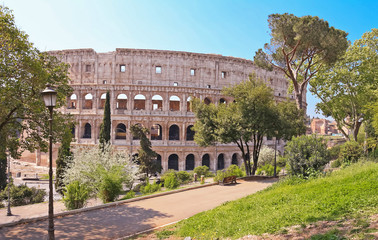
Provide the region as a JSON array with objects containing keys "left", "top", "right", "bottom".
[
  {"left": 151, "top": 124, "right": 162, "bottom": 140},
  {"left": 134, "top": 94, "right": 146, "bottom": 110},
  {"left": 115, "top": 123, "right": 126, "bottom": 139},
  {"left": 185, "top": 154, "right": 195, "bottom": 171},
  {"left": 84, "top": 93, "right": 93, "bottom": 109},
  {"left": 117, "top": 94, "right": 128, "bottom": 109},
  {"left": 202, "top": 154, "right": 210, "bottom": 168},
  {"left": 217, "top": 153, "right": 225, "bottom": 170},
  {"left": 152, "top": 95, "right": 163, "bottom": 110},
  {"left": 83, "top": 123, "right": 91, "bottom": 138},
  {"left": 187, "top": 96, "right": 192, "bottom": 112},
  {"left": 186, "top": 125, "right": 195, "bottom": 141},
  {"left": 219, "top": 98, "right": 227, "bottom": 104},
  {"left": 68, "top": 94, "right": 77, "bottom": 109},
  {"left": 232, "top": 153, "right": 239, "bottom": 166},
  {"left": 99, "top": 93, "right": 106, "bottom": 109},
  {"left": 168, "top": 154, "right": 179, "bottom": 170},
  {"left": 204, "top": 97, "right": 211, "bottom": 105},
  {"left": 169, "top": 124, "right": 180, "bottom": 140},
  {"left": 169, "top": 95, "right": 180, "bottom": 111}
]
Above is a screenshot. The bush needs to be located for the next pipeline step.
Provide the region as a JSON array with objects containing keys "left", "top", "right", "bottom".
[
  {"left": 62, "top": 181, "right": 89, "bottom": 210},
  {"left": 122, "top": 190, "right": 135, "bottom": 200},
  {"left": 132, "top": 182, "right": 146, "bottom": 192},
  {"left": 0, "top": 184, "right": 46, "bottom": 206},
  {"left": 193, "top": 166, "right": 214, "bottom": 177},
  {"left": 177, "top": 171, "right": 193, "bottom": 184},
  {"left": 140, "top": 179, "right": 161, "bottom": 194},
  {"left": 330, "top": 159, "right": 342, "bottom": 168},
  {"left": 213, "top": 165, "right": 245, "bottom": 182},
  {"left": 97, "top": 167, "right": 124, "bottom": 203},
  {"left": 164, "top": 173, "right": 180, "bottom": 189},
  {"left": 256, "top": 164, "right": 281, "bottom": 176},
  {"left": 284, "top": 135, "right": 329, "bottom": 177},
  {"left": 338, "top": 141, "right": 363, "bottom": 165},
  {"left": 258, "top": 146, "right": 276, "bottom": 167},
  {"left": 327, "top": 144, "right": 342, "bottom": 161}
]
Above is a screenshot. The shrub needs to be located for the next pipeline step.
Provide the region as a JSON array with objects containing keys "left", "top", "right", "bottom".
[
  {"left": 164, "top": 173, "right": 180, "bottom": 189},
  {"left": 122, "top": 190, "right": 135, "bottom": 200},
  {"left": 0, "top": 184, "right": 46, "bottom": 206},
  {"left": 97, "top": 166, "right": 124, "bottom": 203},
  {"left": 62, "top": 181, "right": 89, "bottom": 210},
  {"left": 327, "top": 144, "right": 342, "bottom": 161},
  {"left": 193, "top": 166, "right": 214, "bottom": 177},
  {"left": 284, "top": 135, "right": 329, "bottom": 177},
  {"left": 338, "top": 141, "right": 363, "bottom": 165},
  {"left": 256, "top": 164, "right": 281, "bottom": 176},
  {"left": 132, "top": 182, "right": 146, "bottom": 192},
  {"left": 258, "top": 146, "right": 276, "bottom": 167},
  {"left": 330, "top": 159, "right": 342, "bottom": 168},
  {"left": 177, "top": 171, "right": 193, "bottom": 184},
  {"left": 213, "top": 165, "right": 245, "bottom": 182},
  {"left": 140, "top": 179, "right": 161, "bottom": 194}
]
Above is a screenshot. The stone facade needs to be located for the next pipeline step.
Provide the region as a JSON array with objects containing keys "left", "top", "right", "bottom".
[{"left": 40, "top": 48, "right": 304, "bottom": 172}]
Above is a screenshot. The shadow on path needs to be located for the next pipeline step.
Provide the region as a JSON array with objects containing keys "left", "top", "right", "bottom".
[{"left": 0, "top": 204, "right": 171, "bottom": 240}]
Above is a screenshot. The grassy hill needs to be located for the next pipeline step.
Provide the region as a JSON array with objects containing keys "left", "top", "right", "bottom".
[{"left": 171, "top": 161, "right": 378, "bottom": 239}]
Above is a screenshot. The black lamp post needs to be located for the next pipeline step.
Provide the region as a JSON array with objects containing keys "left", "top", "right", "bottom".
[
  {"left": 41, "top": 85, "right": 57, "bottom": 240},
  {"left": 6, "top": 149, "right": 12, "bottom": 216}
]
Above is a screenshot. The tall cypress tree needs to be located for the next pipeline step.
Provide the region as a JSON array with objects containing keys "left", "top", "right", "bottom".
[
  {"left": 55, "top": 125, "right": 73, "bottom": 195},
  {"left": 99, "top": 91, "right": 111, "bottom": 150}
]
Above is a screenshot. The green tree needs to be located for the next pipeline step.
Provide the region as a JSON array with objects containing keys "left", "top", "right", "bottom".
[
  {"left": 99, "top": 91, "right": 111, "bottom": 150},
  {"left": 0, "top": 6, "right": 72, "bottom": 189},
  {"left": 130, "top": 124, "right": 161, "bottom": 176},
  {"left": 310, "top": 29, "right": 378, "bottom": 141},
  {"left": 193, "top": 75, "right": 303, "bottom": 175},
  {"left": 55, "top": 125, "right": 73, "bottom": 195},
  {"left": 338, "top": 141, "right": 363, "bottom": 165},
  {"left": 284, "top": 135, "right": 329, "bottom": 177},
  {"left": 254, "top": 13, "right": 348, "bottom": 110}
]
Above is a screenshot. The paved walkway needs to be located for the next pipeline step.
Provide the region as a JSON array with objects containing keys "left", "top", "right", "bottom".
[{"left": 0, "top": 179, "right": 276, "bottom": 239}]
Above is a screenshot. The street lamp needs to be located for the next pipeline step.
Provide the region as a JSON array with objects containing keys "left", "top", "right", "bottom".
[
  {"left": 41, "top": 85, "right": 57, "bottom": 240},
  {"left": 6, "top": 149, "right": 12, "bottom": 216}
]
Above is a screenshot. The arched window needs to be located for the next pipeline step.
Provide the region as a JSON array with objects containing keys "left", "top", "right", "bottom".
[
  {"left": 117, "top": 94, "right": 127, "bottom": 109},
  {"left": 204, "top": 97, "right": 211, "bottom": 105},
  {"left": 83, "top": 123, "right": 91, "bottom": 138},
  {"left": 134, "top": 94, "right": 146, "bottom": 110},
  {"left": 187, "top": 96, "right": 192, "bottom": 112},
  {"left": 202, "top": 154, "right": 210, "bottom": 168},
  {"left": 115, "top": 123, "right": 126, "bottom": 139},
  {"left": 84, "top": 93, "right": 93, "bottom": 109},
  {"left": 232, "top": 153, "right": 238, "bottom": 166},
  {"left": 169, "top": 95, "right": 180, "bottom": 111},
  {"left": 169, "top": 124, "right": 180, "bottom": 140},
  {"left": 185, "top": 154, "right": 195, "bottom": 171},
  {"left": 186, "top": 125, "right": 195, "bottom": 141},
  {"left": 168, "top": 154, "right": 179, "bottom": 170},
  {"left": 219, "top": 98, "right": 227, "bottom": 104},
  {"left": 71, "top": 125, "right": 75, "bottom": 138},
  {"left": 152, "top": 95, "right": 163, "bottom": 110},
  {"left": 68, "top": 94, "right": 77, "bottom": 109},
  {"left": 151, "top": 124, "right": 162, "bottom": 140},
  {"left": 217, "top": 154, "right": 225, "bottom": 170},
  {"left": 99, "top": 93, "right": 106, "bottom": 109}
]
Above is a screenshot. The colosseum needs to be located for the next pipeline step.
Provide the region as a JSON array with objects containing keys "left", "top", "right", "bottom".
[{"left": 23, "top": 48, "right": 306, "bottom": 173}]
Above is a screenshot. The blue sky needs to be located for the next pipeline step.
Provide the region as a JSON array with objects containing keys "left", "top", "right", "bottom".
[{"left": 3, "top": 0, "right": 377, "bottom": 118}]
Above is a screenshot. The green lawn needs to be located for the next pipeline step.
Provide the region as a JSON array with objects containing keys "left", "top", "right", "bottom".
[{"left": 173, "top": 161, "right": 378, "bottom": 239}]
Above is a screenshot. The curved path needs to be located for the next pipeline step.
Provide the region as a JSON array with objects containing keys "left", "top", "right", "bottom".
[{"left": 0, "top": 179, "right": 275, "bottom": 239}]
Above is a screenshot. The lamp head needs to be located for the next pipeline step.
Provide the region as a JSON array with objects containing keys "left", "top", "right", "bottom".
[{"left": 41, "top": 85, "right": 57, "bottom": 108}]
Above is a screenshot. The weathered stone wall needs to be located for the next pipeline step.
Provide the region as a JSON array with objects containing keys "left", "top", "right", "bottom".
[{"left": 35, "top": 48, "right": 305, "bottom": 172}]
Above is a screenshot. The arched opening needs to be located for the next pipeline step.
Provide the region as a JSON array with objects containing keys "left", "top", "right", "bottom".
[
  {"left": 117, "top": 94, "right": 128, "bottom": 109},
  {"left": 186, "top": 125, "right": 195, "bottom": 141},
  {"left": 115, "top": 123, "right": 126, "bottom": 139},
  {"left": 134, "top": 94, "right": 146, "bottom": 110},
  {"left": 151, "top": 124, "right": 162, "bottom": 140},
  {"left": 168, "top": 154, "right": 179, "bottom": 170},
  {"left": 185, "top": 154, "right": 195, "bottom": 170},
  {"left": 204, "top": 97, "right": 211, "bottom": 105},
  {"left": 232, "top": 153, "right": 238, "bottom": 166},
  {"left": 68, "top": 94, "right": 77, "bottom": 109},
  {"left": 187, "top": 96, "right": 192, "bottom": 112},
  {"left": 71, "top": 125, "right": 75, "bottom": 138},
  {"left": 152, "top": 95, "right": 163, "bottom": 110},
  {"left": 217, "top": 154, "right": 225, "bottom": 170},
  {"left": 84, "top": 93, "right": 93, "bottom": 109},
  {"left": 202, "top": 154, "right": 210, "bottom": 168},
  {"left": 169, "top": 95, "right": 180, "bottom": 111},
  {"left": 219, "top": 98, "right": 227, "bottom": 104},
  {"left": 169, "top": 124, "right": 180, "bottom": 140},
  {"left": 83, "top": 123, "right": 91, "bottom": 138},
  {"left": 156, "top": 154, "right": 162, "bottom": 170},
  {"left": 99, "top": 93, "right": 106, "bottom": 109}
]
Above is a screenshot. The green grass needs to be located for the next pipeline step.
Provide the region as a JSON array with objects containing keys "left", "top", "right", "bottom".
[{"left": 173, "top": 161, "right": 378, "bottom": 239}]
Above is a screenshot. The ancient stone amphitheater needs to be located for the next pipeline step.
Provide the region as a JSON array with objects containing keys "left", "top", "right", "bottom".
[{"left": 26, "top": 48, "right": 304, "bottom": 172}]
